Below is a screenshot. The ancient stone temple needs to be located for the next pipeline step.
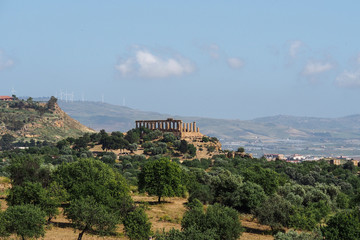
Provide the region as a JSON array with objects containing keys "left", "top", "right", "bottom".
[{"left": 135, "top": 118, "right": 203, "bottom": 139}]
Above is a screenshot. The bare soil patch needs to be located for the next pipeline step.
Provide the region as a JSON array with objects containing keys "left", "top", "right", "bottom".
[{"left": 133, "top": 195, "right": 186, "bottom": 233}]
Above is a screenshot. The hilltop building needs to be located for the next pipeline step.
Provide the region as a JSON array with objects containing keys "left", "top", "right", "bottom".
[
  {"left": 135, "top": 118, "right": 203, "bottom": 140},
  {"left": 0, "top": 96, "right": 13, "bottom": 101}
]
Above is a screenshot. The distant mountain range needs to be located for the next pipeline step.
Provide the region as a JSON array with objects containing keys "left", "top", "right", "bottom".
[{"left": 58, "top": 100, "right": 360, "bottom": 157}]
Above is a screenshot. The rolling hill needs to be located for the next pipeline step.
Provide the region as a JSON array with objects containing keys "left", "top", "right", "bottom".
[
  {"left": 58, "top": 100, "right": 360, "bottom": 157},
  {"left": 0, "top": 99, "right": 95, "bottom": 142}
]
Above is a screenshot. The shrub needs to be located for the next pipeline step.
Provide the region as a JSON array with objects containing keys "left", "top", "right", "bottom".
[
  {"left": 123, "top": 207, "right": 152, "bottom": 240},
  {"left": 321, "top": 209, "right": 360, "bottom": 240}
]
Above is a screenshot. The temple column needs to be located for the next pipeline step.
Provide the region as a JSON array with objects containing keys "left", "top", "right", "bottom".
[
  {"left": 197, "top": 127, "right": 200, "bottom": 132},
  {"left": 186, "top": 123, "right": 189, "bottom": 132},
  {"left": 193, "top": 122, "right": 196, "bottom": 132}
]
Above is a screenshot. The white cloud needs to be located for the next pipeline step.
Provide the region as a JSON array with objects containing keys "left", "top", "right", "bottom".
[
  {"left": 227, "top": 57, "right": 244, "bottom": 69},
  {"left": 289, "top": 40, "right": 303, "bottom": 58},
  {"left": 302, "top": 61, "right": 334, "bottom": 75},
  {"left": 0, "top": 50, "right": 14, "bottom": 70},
  {"left": 336, "top": 70, "right": 360, "bottom": 88},
  {"left": 199, "top": 43, "right": 221, "bottom": 60},
  {"left": 115, "top": 49, "right": 195, "bottom": 78},
  {"left": 206, "top": 44, "right": 220, "bottom": 59}
]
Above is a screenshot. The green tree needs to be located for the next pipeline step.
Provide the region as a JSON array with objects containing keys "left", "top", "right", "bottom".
[
  {"left": 290, "top": 200, "right": 330, "bottom": 230},
  {"left": 65, "top": 196, "right": 118, "bottom": 240},
  {"left": 162, "top": 132, "right": 176, "bottom": 143},
  {"left": 202, "top": 136, "right": 209, "bottom": 142},
  {"left": 26, "top": 97, "right": 33, "bottom": 103},
  {"left": 0, "top": 133, "right": 16, "bottom": 150},
  {"left": 125, "top": 129, "right": 140, "bottom": 144},
  {"left": 181, "top": 199, "right": 243, "bottom": 240},
  {"left": 188, "top": 144, "right": 197, "bottom": 157},
  {"left": 321, "top": 209, "right": 360, "bottom": 240},
  {"left": 232, "top": 181, "right": 267, "bottom": 213},
  {"left": 210, "top": 170, "right": 243, "bottom": 206},
  {"left": 237, "top": 147, "right": 245, "bottom": 153},
  {"left": 254, "top": 194, "right": 294, "bottom": 231},
  {"left": 128, "top": 143, "right": 138, "bottom": 153},
  {"left": 47, "top": 96, "right": 57, "bottom": 110},
  {"left": 0, "top": 210, "right": 9, "bottom": 238},
  {"left": 6, "top": 181, "right": 59, "bottom": 221},
  {"left": 138, "top": 158, "right": 185, "bottom": 203},
  {"left": 123, "top": 207, "right": 152, "bottom": 240},
  {"left": 240, "top": 165, "right": 282, "bottom": 195},
  {"left": 6, "top": 155, "right": 51, "bottom": 187},
  {"left": 178, "top": 140, "right": 188, "bottom": 154},
  {"left": 4, "top": 204, "right": 46, "bottom": 240},
  {"left": 274, "top": 229, "right": 323, "bottom": 240},
  {"left": 54, "top": 158, "right": 133, "bottom": 216}
]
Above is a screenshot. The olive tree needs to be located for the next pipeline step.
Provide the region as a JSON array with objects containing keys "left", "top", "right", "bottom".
[
  {"left": 123, "top": 207, "right": 152, "bottom": 240},
  {"left": 4, "top": 204, "right": 46, "bottom": 240},
  {"left": 54, "top": 158, "right": 133, "bottom": 239},
  {"left": 138, "top": 158, "right": 185, "bottom": 203}
]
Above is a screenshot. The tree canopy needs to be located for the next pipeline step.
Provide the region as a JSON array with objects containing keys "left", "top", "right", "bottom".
[
  {"left": 54, "top": 158, "right": 133, "bottom": 239},
  {"left": 138, "top": 158, "right": 186, "bottom": 202}
]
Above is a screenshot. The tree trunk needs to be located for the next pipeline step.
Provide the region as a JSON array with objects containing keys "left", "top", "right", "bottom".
[
  {"left": 78, "top": 226, "right": 88, "bottom": 240},
  {"left": 158, "top": 196, "right": 161, "bottom": 203}
]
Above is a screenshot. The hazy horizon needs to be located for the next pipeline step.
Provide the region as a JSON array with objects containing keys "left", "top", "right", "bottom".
[{"left": 54, "top": 98, "right": 360, "bottom": 121}]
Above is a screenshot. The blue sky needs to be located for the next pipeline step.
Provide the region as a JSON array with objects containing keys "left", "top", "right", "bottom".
[{"left": 1, "top": 1, "right": 360, "bottom": 119}]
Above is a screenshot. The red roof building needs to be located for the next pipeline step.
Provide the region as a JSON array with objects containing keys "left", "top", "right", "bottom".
[{"left": 0, "top": 96, "right": 14, "bottom": 101}]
